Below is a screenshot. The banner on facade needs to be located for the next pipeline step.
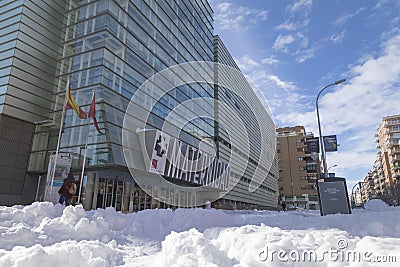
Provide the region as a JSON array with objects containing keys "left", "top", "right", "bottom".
[
  {"left": 44, "top": 154, "right": 71, "bottom": 204},
  {"left": 150, "top": 130, "right": 171, "bottom": 174},
  {"left": 323, "top": 135, "right": 338, "bottom": 152},
  {"left": 138, "top": 129, "right": 230, "bottom": 191}
]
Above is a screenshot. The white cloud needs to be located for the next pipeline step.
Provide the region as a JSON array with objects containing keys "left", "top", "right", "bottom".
[
  {"left": 334, "top": 14, "right": 354, "bottom": 26},
  {"left": 214, "top": 2, "right": 268, "bottom": 31},
  {"left": 275, "top": 19, "right": 310, "bottom": 31},
  {"left": 272, "top": 34, "right": 295, "bottom": 52},
  {"left": 330, "top": 30, "right": 346, "bottom": 43},
  {"left": 296, "top": 32, "right": 309, "bottom": 47},
  {"left": 267, "top": 75, "right": 298, "bottom": 92},
  {"left": 261, "top": 57, "right": 280, "bottom": 65},
  {"left": 286, "top": 0, "right": 313, "bottom": 16},
  {"left": 276, "top": 33, "right": 400, "bottom": 180},
  {"left": 273, "top": 33, "right": 309, "bottom": 55},
  {"left": 234, "top": 55, "right": 261, "bottom": 72},
  {"left": 294, "top": 47, "right": 316, "bottom": 62},
  {"left": 334, "top": 8, "right": 365, "bottom": 26},
  {"left": 327, "top": 151, "right": 377, "bottom": 175}
]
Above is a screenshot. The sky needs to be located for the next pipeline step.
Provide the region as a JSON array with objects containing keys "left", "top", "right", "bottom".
[
  {"left": 209, "top": 0, "right": 400, "bottom": 190},
  {"left": 0, "top": 201, "right": 399, "bottom": 266}
]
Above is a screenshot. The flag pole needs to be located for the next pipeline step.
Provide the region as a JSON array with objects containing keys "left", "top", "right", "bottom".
[
  {"left": 77, "top": 90, "right": 94, "bottom": 204},
  {"left": 47, "top": 82, "right": 69, "bottom": 202}
]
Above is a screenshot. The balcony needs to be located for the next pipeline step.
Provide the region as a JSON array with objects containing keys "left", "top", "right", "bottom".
[
  {"left": 386, "top": 138, "right": 400, "bottom": 148},
  {"left": 388, "top": 128, "right": 400, "bottom": 133},
  {"left": 389, "top": 148, "right": 400, "bottom": 156},
  {"left": 384, "top": 120, "right": 399, "bottom": 127}
]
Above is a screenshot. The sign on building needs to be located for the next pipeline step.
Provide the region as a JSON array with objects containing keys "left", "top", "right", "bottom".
[
  {"left": 139, "top": 129, "right": 230, "bottom": 191},
  {"left": 150, "top": 131, "right": 170, "bottom": 174},
  {"left": 317, "top": 177, "right": 351, "bottom": 216}
]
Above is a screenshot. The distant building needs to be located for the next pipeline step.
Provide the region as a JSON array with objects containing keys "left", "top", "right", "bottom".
[
  {"left": 361, "top": 171, "right": 375, "bottom": 203},
  {"left": 372, "top": 114, "right": 400, "bottom": 205},
  {"left": 276, "top": 126, "right": 321, "bottom": 210}
]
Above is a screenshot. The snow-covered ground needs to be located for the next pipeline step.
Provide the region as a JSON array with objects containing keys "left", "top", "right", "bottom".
[{"left": 0, "top": 200, "right": 399, "bottom": 266}]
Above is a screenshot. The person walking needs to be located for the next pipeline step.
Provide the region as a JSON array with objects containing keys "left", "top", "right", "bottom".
[
  {"left": 58, "top": 172, "right": 76, "bottom": 206},
  {"left": 281, "top": 201, "right": 287, "bottom": 212}
]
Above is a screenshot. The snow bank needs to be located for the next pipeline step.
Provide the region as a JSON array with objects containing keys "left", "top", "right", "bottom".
[
  {"left": 0, "top": 202, "right": 399, "bottom": 266},
  {"left": 0, "top": 240, "right": 123, "bottom": 267},
  {"left": 363, "top": 199, "right": 390, "bottom": 211}
]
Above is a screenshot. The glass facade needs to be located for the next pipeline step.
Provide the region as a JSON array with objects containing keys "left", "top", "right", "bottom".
[
  {"left": 28, "top": 0, "right": 218, "bottom": 211},
  {"left": 30, "top": 0, "right": 215, "bottom": 171},
  {"left": 0, "top": 0, "right": 66, "bottom": 205},
  {"left": 213, "top": 36, "right": 278, "bottom": 209},
  {"left": 1, "top": 0, "right": 278, "bottom": 210}
]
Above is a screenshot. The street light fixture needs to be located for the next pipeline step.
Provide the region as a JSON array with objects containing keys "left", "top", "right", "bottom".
[
  {"left": 316, "top": 79, "right": 346, "bottom": 178},
  {"left": 328, "top": 164, "right": 338, "bottom": 171}
]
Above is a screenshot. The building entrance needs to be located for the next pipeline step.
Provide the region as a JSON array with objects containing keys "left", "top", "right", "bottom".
[{"left": 96, "top": 178, "right": 125, "bottom": 211}]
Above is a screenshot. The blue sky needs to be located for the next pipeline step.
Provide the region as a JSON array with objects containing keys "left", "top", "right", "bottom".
[{"left": 210, "top": 0, "right": 400, "bottom": 190}]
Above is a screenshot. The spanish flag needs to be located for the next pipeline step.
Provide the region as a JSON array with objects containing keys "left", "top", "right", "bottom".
[{"left": 65, "top": 85, "right": 87, "bottom": 119}]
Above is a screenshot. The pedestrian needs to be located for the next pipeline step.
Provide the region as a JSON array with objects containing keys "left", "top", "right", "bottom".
[
  {"left": 281, "top": 201, "right": 287, "bottom": 212},
  {"left": 58, "top": 172, "right": 76, "bottom": 206}
]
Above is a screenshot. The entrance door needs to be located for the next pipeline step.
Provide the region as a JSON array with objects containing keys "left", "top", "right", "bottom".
[{"left": 96, "top": 178, "right": 125, "bottom": 211}]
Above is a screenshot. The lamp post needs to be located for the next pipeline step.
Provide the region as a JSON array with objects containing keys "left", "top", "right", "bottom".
[
  {"left": 316, "top": 79, "right": 346, "bottom": 178},
  {"left": 328, "top": 164, "right": 338, "bottom": 171}
]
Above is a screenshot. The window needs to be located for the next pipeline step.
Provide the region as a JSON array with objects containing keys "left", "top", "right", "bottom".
[
  {"left": 298, "top": 157, "right": 303, "bottom": 161},
  {"left": 300, "top": 176, "right": 307, "bottom": 180},
  {"left": 299, "top": 166, "right": 306, "bottom": 171},
  {"left": 307, "top": 164, "right": 317, "bottom": 171}
]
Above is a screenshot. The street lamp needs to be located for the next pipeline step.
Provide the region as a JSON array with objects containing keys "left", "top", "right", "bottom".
[
  {"left": 316, "top": 79, "right": 346, "bottom": 178},
  {"left": 328, "top": 164, "right": 338, "bottom": 171}
]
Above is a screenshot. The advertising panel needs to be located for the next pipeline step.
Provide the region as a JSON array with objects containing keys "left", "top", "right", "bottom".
[
  {"left": 150, "top": 130, "right": 171, "bottom": 174},
  {"left": 306, "top": 137, "right": 320, "bottom": 153},
  {"left": 44, "top": 154, "right": 71, "bottom": 204},
  {"left": 317, "top": 177, "right": 351, "bottom": 216},
  {"left": 323, "top": 135, "right": 338, "bottom": 152}
]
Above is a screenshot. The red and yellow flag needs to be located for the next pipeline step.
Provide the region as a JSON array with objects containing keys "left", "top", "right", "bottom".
[
  {"left": 88, "top": 92, "right": 102, "bottom": 134},
  {"left": 65, "top": 85, "right": 87, "bottom": 119}
]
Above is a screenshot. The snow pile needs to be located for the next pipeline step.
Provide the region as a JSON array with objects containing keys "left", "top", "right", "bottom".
[
  {"left": 0, "top": 202, "right": 400, "bottom": 266},
  {"left": 363, "top": 199, "right": 390, "bottom": 211}
]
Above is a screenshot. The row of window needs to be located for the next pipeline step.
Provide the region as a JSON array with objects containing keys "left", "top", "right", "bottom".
[{"left": 278, "top": 176, "right": 313, "bottom": 181}]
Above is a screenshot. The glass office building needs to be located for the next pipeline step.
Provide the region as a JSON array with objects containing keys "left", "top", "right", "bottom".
[
  {"left": 213, "top": 36, "right": 278, "bottom": 209},
  {"left": 1, "top": 0, "right": 278, "bottom": 211},
  {"left": 0, "top": 0, "right": 66, "bottom": 205}
]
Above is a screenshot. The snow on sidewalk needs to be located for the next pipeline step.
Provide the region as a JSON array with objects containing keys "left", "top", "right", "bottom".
[{"left": 0, "top": 200, "right": 399, "bottom": 266}]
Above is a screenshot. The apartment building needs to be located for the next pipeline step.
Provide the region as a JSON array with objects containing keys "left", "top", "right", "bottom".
[
  {"left": 276, "top": 126, "right": 320, "bottom": 209},
  {"left": 373, "top": 114, "right": 400, "bottom": 204}
]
